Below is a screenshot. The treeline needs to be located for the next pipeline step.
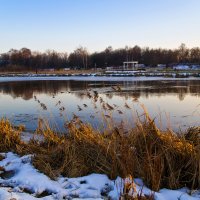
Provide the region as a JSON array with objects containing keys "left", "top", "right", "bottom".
[
  {"left": 0, "top": 49, "right": 68, "bottom": 71},
  {"left": 0, "top": 44, "right": 200, "bottom": 70}
]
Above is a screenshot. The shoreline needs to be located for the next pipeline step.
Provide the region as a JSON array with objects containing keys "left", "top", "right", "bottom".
[{"left": 0, "top": 74, "right": 199, "bottom": 83}]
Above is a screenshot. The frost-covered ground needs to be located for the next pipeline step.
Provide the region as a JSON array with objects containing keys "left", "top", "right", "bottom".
[{"left": 0, "top": 153, "right": 199, "bottom": 200}]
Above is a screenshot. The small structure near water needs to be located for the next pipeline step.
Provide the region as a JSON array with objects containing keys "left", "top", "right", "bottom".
[{"left": 123, "top": 61, "right": 138, "bottom": 70}]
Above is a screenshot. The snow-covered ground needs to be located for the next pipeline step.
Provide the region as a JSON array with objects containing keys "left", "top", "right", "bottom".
[
  {"left": 0, "top": 153, "right": 199, "bottom": 200},
  {"left": 173, "top": 65, "right": 191, "bottom": 70},
  {"left": 173, "top": 65, "right": 200, "bottom": 70}
]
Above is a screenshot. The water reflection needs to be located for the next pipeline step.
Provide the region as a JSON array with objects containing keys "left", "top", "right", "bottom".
[
  {"left": 1, "top": 80, "right": 200, "bottom": 101},
  {"left": 0, "top": 79, "right": 199, "bottom": 132}
]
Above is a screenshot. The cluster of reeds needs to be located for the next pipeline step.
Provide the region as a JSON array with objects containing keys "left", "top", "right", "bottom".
[
  {"left": 0, "top": 118, "right": 23, "bottom": 152},
  {"left": 1, "top": 115, "right": 199, "bottom": 192}
]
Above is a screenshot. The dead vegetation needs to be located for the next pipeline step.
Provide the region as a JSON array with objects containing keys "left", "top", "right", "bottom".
[
  {"left": 0, "top": 114, "right": 200, "bottom": 193},
  {"left": 0, "top": 118, "right": 22, "bottom": 152}
]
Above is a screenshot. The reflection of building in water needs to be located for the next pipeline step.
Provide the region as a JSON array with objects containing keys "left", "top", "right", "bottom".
[{"left": 178, "top": 88, "right": 187, "bottom": 101}]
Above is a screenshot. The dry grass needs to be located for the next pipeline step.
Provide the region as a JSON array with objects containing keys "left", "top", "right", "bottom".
[
  {"left": 0, "top": 112, "right": 199, "bottom": 195},
  {"left": 0, "top": 118, "right": 23, "bottom": 152}
]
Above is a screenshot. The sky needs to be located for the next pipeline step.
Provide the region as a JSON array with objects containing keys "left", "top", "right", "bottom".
[{"left": 0, "top": 0, "right": 200, "bottom": 53}]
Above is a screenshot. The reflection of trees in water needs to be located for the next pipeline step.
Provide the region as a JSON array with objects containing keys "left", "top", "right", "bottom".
[
  {"left": 0, "top": 81, "right": 86, "bottom": 100},
  {"left": 104, "top": 81, "right": 200, "bottom": 101},
  {"left": 0, "top": 80, "right": 200, "bottom": 101}
]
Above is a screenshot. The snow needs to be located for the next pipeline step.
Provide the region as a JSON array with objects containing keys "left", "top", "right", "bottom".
[
  {"left": 173, "top": 65, "right": 190, "bottom": 70},
  {"left": 155, "top": 189, "right": 199, "bottom": 200},
  {"left": 0, "top": 153, "right": 66, "bottom": 196},
  {"left": 191, "top": 65, "right": 200, "bottom": 70},
  {"left": 0, "top": 152, "right": 199, "bottom": 200},
  {"left": 105, "top": 70, "right": 139, "bottom": 73},
  {"left": 20, "top": 132, "right": 44, "bottom": 143},
  {"left": 0, "top": 153, "right": 115, "bottom": 199}
]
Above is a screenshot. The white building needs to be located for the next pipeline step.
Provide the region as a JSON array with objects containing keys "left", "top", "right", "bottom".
[{"left": 123, "top": 61, "right": 138, "bottom": 70}]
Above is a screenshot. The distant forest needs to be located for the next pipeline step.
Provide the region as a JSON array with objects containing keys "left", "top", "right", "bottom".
[{"left": 0, "top": 43, "right": 200, "bottom": 70}]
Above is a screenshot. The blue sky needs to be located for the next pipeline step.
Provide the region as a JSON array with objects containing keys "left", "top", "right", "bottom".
[{"left": 0, "top": 0, "right": 200, "bottom": 53}]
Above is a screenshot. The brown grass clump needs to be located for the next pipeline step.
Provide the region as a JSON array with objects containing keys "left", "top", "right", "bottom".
[
  {"left": 30, "top": 140, "right": 84, "bottom": 179},
  {"left": 29, "top": 116, "right": 200, "bottom": 191},
  {"left": 185, "top": 127, "right": 200, "bottom": 146},
  {"left": 120, "top": 175, "right": 155, "bottom": 200},
  {"left": 0, "top": 118, "right": 23, "bottom": 152},
  {"left": 128, "top": 119, "right": 198, "bottom": 191},
  {"left": 28, "top": 119, "right": 135, "bottom": 179}
]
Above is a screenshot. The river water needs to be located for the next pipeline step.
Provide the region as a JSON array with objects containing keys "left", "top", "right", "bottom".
[{"left": 0, "top": 77, "right": 199, "bottom": 132}]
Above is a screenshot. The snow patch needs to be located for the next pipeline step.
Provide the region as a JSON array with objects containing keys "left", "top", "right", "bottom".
[{"left": 0, "top": 153, "right": 199, "bottom": 200}]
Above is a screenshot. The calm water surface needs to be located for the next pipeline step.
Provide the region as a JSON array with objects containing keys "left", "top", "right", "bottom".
[{"left": 0, "top": 77, "right": 200, "bottom": 132}]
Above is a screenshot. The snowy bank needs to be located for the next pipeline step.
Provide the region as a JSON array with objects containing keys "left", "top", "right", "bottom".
[{"left": 0, "top": 153, "right": 199, "bottom": 200}]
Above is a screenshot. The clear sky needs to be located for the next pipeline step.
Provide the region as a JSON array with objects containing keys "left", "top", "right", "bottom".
[{"left": 0, "top": 0, "right": 200, "bottom": 53}]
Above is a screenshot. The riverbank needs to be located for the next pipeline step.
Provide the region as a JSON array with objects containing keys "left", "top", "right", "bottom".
[
  {"left": 0, "top": 68, "right": 200, "bottom": 79},
  {"left": 0, "top": 115, "right": 200, "bottom": 199},
  {"left": 0, "top": 153, "right": 199, "bottom": 200},
  {"left": 0, "top": 74, "right": 200, "bottom": 84}
]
